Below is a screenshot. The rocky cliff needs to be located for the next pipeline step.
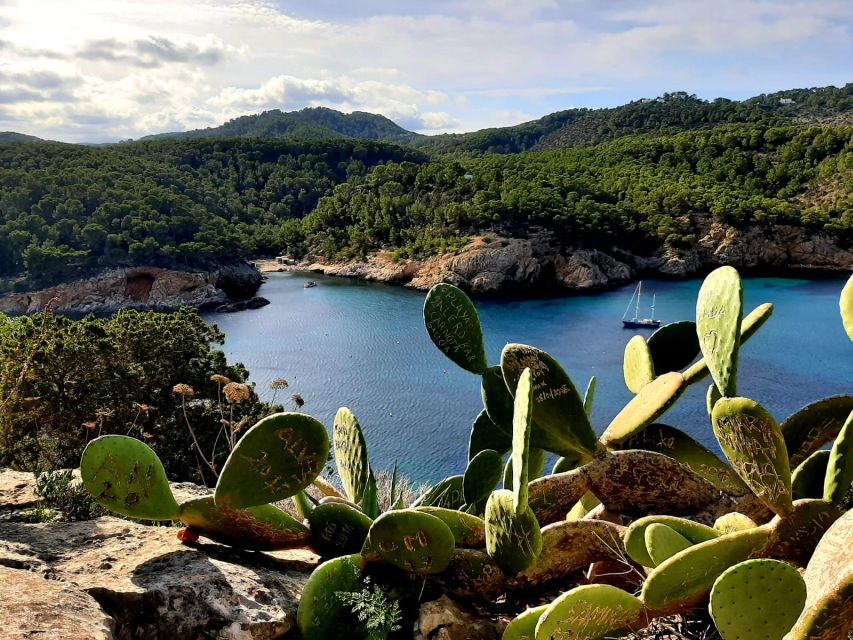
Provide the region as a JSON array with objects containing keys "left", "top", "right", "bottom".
[
  {"left": 290, "top": 223, "right": 853, "bottom": 294},
  {"left": 0, "top": 262, "right": 262, "bottom": 315}
]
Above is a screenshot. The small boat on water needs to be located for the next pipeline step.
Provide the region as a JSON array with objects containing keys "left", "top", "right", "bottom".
[
  {"left": 622, "top": 281, "right": 661, "bottom": 329},
  {"left": 304, "top": 281, "right": 317, "bottom": 288}
]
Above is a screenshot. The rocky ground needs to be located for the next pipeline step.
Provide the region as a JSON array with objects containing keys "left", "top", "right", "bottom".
[{"left": 267, "top": 222, "right": 853, "bottom": 295}]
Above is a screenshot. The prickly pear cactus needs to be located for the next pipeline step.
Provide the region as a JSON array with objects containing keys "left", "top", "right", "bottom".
[
  {"left": 823, "top": 408, "right": 852, "bottom": 506},
  {"left": 641, "top": 527, "right": 771, "bottom": 614},
  {"left": 463, "top": 449, "right": 504, "bottom": 508},
  {"left": 695, "top": 265, "right": 743, "bottom": 397},
  {"left": 781, "top": 395, "right": 853, "bottom": 467},
  {"left": 707, "top": 383, "right": 722, "bottom": 415},
  {"left": 485, "top": 490, "right": 543, "bottom": 574},
  {"left": 683, "top": 302, "right": 773, "bottom": 386},
  {"left": 565, "top": 491, "right": 600, "bottom": 521},
  {"left": 551, "top": 451, "right": 583, "bottom": 475},
  {"left": 423, "top": 283, "right": 488, "bottom": 374},
  {"left": 436, "top": 549, "right": 507, "bottom": 604},
  {"left": 469, "top": 409, "right": 511, "bottom": 460},
  {"left": 644, "top": 522, "right": 693, "bottom": 567},
  {"left": 791, "top": 450, "right": 830, "bottom": 500},
  {"left": 624, "top": 515, "right": 718, "bottom": 567},
  {"left": 481, "top": 365, "right": 515, "bottom": 435},
  {"left": 297, "top": 553, "right": 365, "bottom": 640},
  {"left": 414, "top": 507, "right": 486, "bottom": 548},
  {"left": 510, "top": 368, "right": 534, "bottom": 513},
  {"left": 619, "top": 423, "right": 747, "bottom": 494},
  {"left": 714, "top": 512, "right": 757, "bottom": 534},
  {"left": 583, "top": 375, "right": 596, "bottom": 417},
  {"left": 178, "top": 497, "right": 310, "bottom": 550},
  {"left": 534, "top": 584, "right": 644, "bottom": 640},
  {"left": 600, "top": 372, "right": 686, "bottom": 446},
  {"left": 363, "top": 509, "right": 455, "bottom": 573},
  {"left": 710, "top": 559, "right": 806, "bottom": 640},
  {"left": 841, "top": 273, "right": 853, "bottom": 341},
  {"left": 411, "top": 474, "right": 465, "bottom": 510},
  {"left": 503, "top": 605, "right": 547, "bottom": 640},
  {"left": 307, "top": 501, "right": 373, "bottom": 557},
  {"left": 333, "top": 407, "right": 371, "bottom": 504},
  {"left": 764, "top": 498, "right": 844, "bottom": 565},
  {"left": 623, "top": 334, "right": 655, "bottom": 393},
  {"left": 501, "top": 344, "right": 598, "bottom": 457},
  {"left": 215, "top": 412, "right": 329, "bottom": 508},
  {"left": 80, "top": 435, "right": 179, "bottom": 521},
  {"left": 712, "top": 397, "right": 793, "bottom": 515},
  {"left": 647, "top": 320, "right": 701, "bottom": 374}
]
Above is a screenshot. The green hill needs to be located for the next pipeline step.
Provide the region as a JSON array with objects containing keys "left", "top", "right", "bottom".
[{"left": 0, "top": 132, "right": 45, "bottom": 144}]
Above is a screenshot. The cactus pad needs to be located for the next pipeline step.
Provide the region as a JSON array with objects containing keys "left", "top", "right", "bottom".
[
  {"left": 583, "top": 375, "right": 596, "bottom": 417},
  {"left": 714, "top": 512, "right": 757, "bottom": 534},
  {"left": 364, "top": 509, "right": 455, "bottom": 573},
  {"left": 565, "top": 491, "right": 601, "bottom": 521},
  {"left": 307, "top": 501, "right": 373, "bottom": 557},
  {"left": 297, "top": 553, "right": 365, "bottom": 640},
  {"left": 823, "top": 408, "right": 853, "bottom": 505},
  {"left": 332, "top": 407, "right": 371, "bottom": 504},
  {"left": 551, "top": 451, "right": 583, "bottom": 475},
  {"left": 647, "top": 320, "right": 701, "bottom": 374},
  {"left": 80, "top": 435, "right": 179, "bottom": 521},
  {"left": 765, "top": 498, "right": 844, "bottom": 565},
  {"left": 707, "top": 383, "right": 722, "bottom": 415},
  {"left": 600, "top": 372, "right": 686, "bottom": 446},
  {"left": 481, "top": 365, "right": 515, "bottom": 435},
  {"left": 464, "top": 449, "right": 504, "bottom": 508},
  {"left": 501, "top": 344, "right": 598, "bottom": 457},
  {"left": 841, "top": 274, "right": 853, "bottom": 341},
  {"left": 641, "top": 527, "right": 771, "bottom": 615},
  {"left": 624, "top": 515, "right": 719, "bottom": 567},
  {"left": 620, "top": 423, "right": 747, "bottom": 494},
  {"left": 709, "top": 559, "right": 806, "bottom": 640},
  {"left": 215, "top": 412, "right": 329, "bottom": 508},
  {"left": 411, "top": 474, "right": 465, "bottom": 510},
  {"left": 534, "top": 584, "right": 644, "bottom": 640},
  {"left": 695, "top": 266, "right": 743, "bottom": 397},
  {"left": 511, "top": 368, "right": 534, "bottom": 513},
  {"left": 423, "top": 283, "right": 487, "bottom": 374},
  {"left": 623, "top": 334, "right": 655, "bottom": 393},
  {"left": 469, "top": 409, "right": 511, "bottom": 460},
  {"left": 503, "top": 605, "right": 547, "bottom": 640},
  {"left": 528, "top": 466, "right": 589, "bottom": 525},
  {"left": 178, "top": 497, "right": 310, "bottom": 550},
  {"left": 485, "top": 490, "right": 543, "bottom": 574},
  {"left": 791, "top": 450, "right": 830, "bottom": 500},
  {"left": 436, "top": 549, "right": 507, "bottom": 603},
  {"left": 644, "top": 523, "right": 693, "bottom": 566},
  {"left": 781, "top": 395, "right": 853, "bottom": 467},
  {"left": 414, "top": 507, "right": 486, "bottom": 548},
  {"left": 712, "top": 397, "right": 793, "bottom": 515}
]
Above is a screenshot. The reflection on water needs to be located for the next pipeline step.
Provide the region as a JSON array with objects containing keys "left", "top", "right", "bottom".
[{"left": 204, "top": 272, "right": 853, "bottom": 483}]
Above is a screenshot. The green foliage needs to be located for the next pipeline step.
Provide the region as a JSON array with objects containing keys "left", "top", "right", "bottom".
[
  {"left": 298, "top": 553, "right": 366, "bottom": 640},
  {"left": 335, "top": 577, "right": 403, "bottom": 640},
  {"left": 33, "top": 468, "right": 105, "bottom": 522},
  {"left": 0, "top": 308, "right": 270, "bottom": 483}
]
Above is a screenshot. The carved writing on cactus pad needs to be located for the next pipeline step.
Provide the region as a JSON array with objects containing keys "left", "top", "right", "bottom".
[{"left": 426, "top": 295, "right": 478, "bottom": 363}]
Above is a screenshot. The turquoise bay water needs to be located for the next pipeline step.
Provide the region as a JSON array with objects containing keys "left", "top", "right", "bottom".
[{"left": 204, "top": 273, "right": 853, "bottom": 483}]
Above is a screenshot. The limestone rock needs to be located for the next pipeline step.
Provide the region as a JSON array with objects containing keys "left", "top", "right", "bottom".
[
  {"left": 0, "top": 566, "right": 114, "bottom": 640},
  {"left": 0, "top": 517, "right": 317, "bottom": 640},
  {"left": 0, "top": 469, "right": 40, "bottom": 511},
  {"left": 414, "top": 596, "right": 504, "bottom": 640}
]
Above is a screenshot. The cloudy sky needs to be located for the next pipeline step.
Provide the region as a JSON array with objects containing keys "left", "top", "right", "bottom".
[{"left": 0, "top": 0, "right": 851, "bottom": 142}]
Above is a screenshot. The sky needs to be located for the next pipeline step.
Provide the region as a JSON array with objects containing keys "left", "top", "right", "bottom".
[{"left": 0, "top": 0, "right": 851, "bottom": 143}]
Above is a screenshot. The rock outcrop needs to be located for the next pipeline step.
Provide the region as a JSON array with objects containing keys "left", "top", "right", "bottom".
[
  {"left": 0, "top": 262, "right": 262, "bottom": 316},
  {"left": 293, "top": 222, "right": 853, "bottom": 294}
]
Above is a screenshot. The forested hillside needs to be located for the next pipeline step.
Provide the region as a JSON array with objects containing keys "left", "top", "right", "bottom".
[{"left": 0, "top": 138, "right": 424, "bottom": 288}]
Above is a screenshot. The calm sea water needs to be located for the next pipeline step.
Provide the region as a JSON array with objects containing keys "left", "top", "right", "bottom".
[{"left": 203, "top": 273, "right": 853, "bottom": 483}]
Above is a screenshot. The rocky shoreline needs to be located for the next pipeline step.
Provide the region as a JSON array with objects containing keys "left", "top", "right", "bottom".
[
  {"left": 263, "top": 222, "right": 853, "bottom": 295},
  {"left": 0, "top": 262, "right": 262, "bottom": 316}
]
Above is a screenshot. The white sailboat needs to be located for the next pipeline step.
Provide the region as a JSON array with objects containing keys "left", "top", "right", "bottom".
[{"left": 622, "top": 281, "right": 661, "bottom": 329}]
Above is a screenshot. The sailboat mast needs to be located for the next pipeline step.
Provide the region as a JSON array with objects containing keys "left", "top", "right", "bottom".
[
  {"left": 635, "top": 281, "right": 642, "bottom": 320},
  {"left": 651, "top": 294, "right": 656, "bottom": 320}
]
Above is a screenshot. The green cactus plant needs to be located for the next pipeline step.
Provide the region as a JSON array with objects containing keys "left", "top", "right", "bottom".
[
  {"left": 215, "top": 412, "right": 329, "bottom": 509},
  {"left": 624, "top": 515, "right": 718, "bottom": 567},
  {"left": 463, "top": 449, "right": 504, "bottom": 508},
  {"left": 297, "top": 553, "right": 366, "bottom": 640},
  {"left": 502, "top": 605, "right": 547, "bottom": 640},
  {"left": 80, "top": 435, "right": 180, "bottom": 521},
  {"left": 644, "top": 522, "right": 694, "bottom": 566},
  {"left": 841, "top": 273, "right": 853, "bottom": 342},
  {"left": 481, "top": 365, "right": 515, "bottom": 436},
  {"left": 647, "top": 320, "right": 701, "bottom": 374},
  {"left": 714, "top": 512, "right": 757, "bottom": 534},
  {"left": 468, "top": 409, "right": 511, "bottom": 460},
  {"left": 308, "top": 501, "right": 374, "bottom": 557},
  {"left": 709, "top": 559, "right": 806, "bottom": 640},
  {"left": 423, "top": 282, "right": 488, "bottom": 374},
  {"left": 333, "top": 407, "right": 372, "bottom": 504},
  {"left": 600, "top": 372, "right": 686, "bottom": 446},
  {"left": 534, "top": 584, "right": 644, "bottom": 640},
  {"left": 363, "top": 509, "right": 455, "bottom": 574},
  {"left": 623, "top": 334, "right": 655, "bottom": 393},
  {"left": 712, "top": 397, "right": 793, "bottom": 516},
  {"left": 501, "top": 344, "right": 599, "bottom": 457},
  {"left": 565, "top": 491, "right": 600, "bottom": 520},
  {"left": 823, "top": 408, "right": 852, "bottom": 506},
  {"left": 781, "top": 395, "right": 853, "bottom": 467},
  {"left": 411, "top": 475, "right": 465, "bottom": 510},
  {"left": 791, "top": 450, "right": 831, "bottom": 500},
  {"left": 582, "top": 375, "right": 596, "bottom": 417},
  {"left": 178, "top": 497, "right": 310, "bottom": 550},
  {"left": 551, "top": 451, "right": 583, "bottom": 475},
  {"left": 695, "top": 265, "right": 743, "bottom": 397},
  {"left": 436, "top": 549, "right": 507, "bottom": 604},
  {"left": 413, "top": 507, "right": 486, "bottom": 548}
]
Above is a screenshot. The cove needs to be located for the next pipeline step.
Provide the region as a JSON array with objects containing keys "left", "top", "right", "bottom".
[{"left": 203, "top": 272, "right": 853, "bottom": 483}]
